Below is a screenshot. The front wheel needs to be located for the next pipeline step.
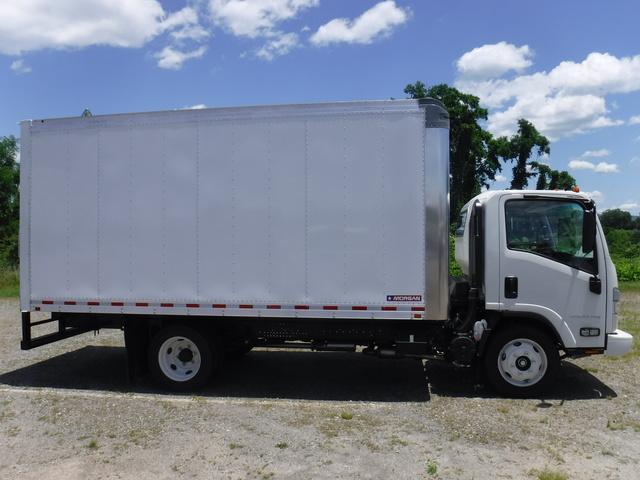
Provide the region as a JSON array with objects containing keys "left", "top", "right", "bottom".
[
  {"left": 483, "top": 325, "right": 559, "bottom": 397},
  {"left": 149, "top": 325, "right": 217, "bottom": 391}
]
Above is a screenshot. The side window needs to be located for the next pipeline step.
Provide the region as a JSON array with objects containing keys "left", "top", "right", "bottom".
[
  {"left": 505, "top": 199, "right": 595, "bottom": 273},
  {"left": 455, "top": 209, "right": 468, "bottom": 237}
]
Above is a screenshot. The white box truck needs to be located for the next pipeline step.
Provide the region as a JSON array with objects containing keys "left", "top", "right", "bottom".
[{"left": 19, "top": 99, "right": 632, "bottom": 395}]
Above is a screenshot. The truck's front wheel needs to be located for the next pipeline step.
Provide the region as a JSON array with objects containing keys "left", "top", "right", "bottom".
[
  {"left": 484, "top": 325, "right": 559, "bottom": 397},
  {"left": 149, "top": 325, "right": 217, "bottom": 391}
]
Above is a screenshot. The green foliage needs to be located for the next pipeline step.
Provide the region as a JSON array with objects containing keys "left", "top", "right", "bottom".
[
  {"left": 0, "top": 136, "right": 19, "bottom": 268},
  {"left": 449, "top": 233, "right": 462, "bottom": 276},
  {"left": 0, "top": 268, "right": 19, "bottom": 297},
  {"left": 405, "top": 82, "right": 575, "bottom": 224},
  {"left": 405, "top": 82, "right": 497, "bottom": 222},
  {"left": 490, "top": 119, "right": 551, "bottom": 190},
  {"left": 604, "top": 228, "right": 640, "bottom": 282},
  {"left": 600, "top": 208, "right": 635, "bottom": 232},
  {"left": 531, "top": 162, "right": 576, "bottom": 191},
  {"left": 615, "top": 259, "right": 640, "bottom": 282}
]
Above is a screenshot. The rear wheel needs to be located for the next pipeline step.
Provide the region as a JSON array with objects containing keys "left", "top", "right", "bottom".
[
  {"left": 149, "top": 325, "right": 217, "bottom": 391},
  {"left": 484, "top": 325, "right": 559, "bottom": 397}
]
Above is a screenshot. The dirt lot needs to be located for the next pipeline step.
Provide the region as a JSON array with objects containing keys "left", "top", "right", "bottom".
[{"left": 1, "top": 293, "right": 639, "bottom": 480}]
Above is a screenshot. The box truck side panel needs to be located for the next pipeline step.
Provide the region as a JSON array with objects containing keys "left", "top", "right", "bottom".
[{"left": 22, "top": 101, "right": 446, "bottom": 319}]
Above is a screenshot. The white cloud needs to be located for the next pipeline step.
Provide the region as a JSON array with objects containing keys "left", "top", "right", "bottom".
[
  {"left": 0, "top": 1, "right": 210, "bottom": 69},
  {"left": 568, "top": 159, "right": 619, "bottom": 173},
  {"left": 256, "top": 32, "right": 299, "bottom": 60},
  {"left": 163, "top": 7, "right": 210, "bottom": 42},
  {"left": 583, "top": 190, "right": 604, "bottom": 202},
  {"left": 631, "top": 156, "right": 640, "bottom": 165},
  {"left": 0, "top": 0, "right": 170, "bottom": 55},
  {"left": 594, "top": 161, "right": 619, "bottom": 173},
  {"left": 617, "top": 202, "right": 640, "bottom": 213},
  {"left": 184, "top": 104, "right": 207, "bottom": 109},
  {"left": 494, "top": 174, "right": 507, "bottom": 182},
  {"left": 630, "top": 115, "right": 640, "bottom": 125},
  {"left": 456, "top": 51, "right": 639, "bottom": 140},
  {"left": 155, "top": 45, "right": 207, "bottom": 70},
  {"left": 486, "top": 93, "right": 623, "bottom": 140},
  {"left": 209, "top": 0, "right": 319, "bottom": 38},
  {"left": 310, "top": 1, "right": 409, "bottom": 46},
  {"left": 457, "top": 42, "right": 533, "bottom": 79},
  {"left": 582, "top": 149, "right": 610, "bottom": 157},
  {"left": 10, "top": 59, "right": 31, "bottom": 74},
  {"left": 568, "top": 159, "right": 596, "bottom": 170}
]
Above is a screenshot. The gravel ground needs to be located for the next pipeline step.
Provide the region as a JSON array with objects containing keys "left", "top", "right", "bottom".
[{"left": 1, "top": 294, "right": 639, "bottom": 480}]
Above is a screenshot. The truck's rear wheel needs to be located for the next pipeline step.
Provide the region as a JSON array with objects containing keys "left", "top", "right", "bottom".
[
  {"left": 149, "top": 325, "right": 216, "bottom": 391},
  {"left": 484, "top": 325, "right": 559, "bottom": 397}
]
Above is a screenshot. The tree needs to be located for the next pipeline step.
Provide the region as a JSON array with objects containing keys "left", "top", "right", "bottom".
[
  {"left": 491, "top": 119, "right": 550, "bottom": 189},
  {"left": 0, "top": 136, "right": 19, "bottom": 267},
  {"left": 600, "top": 208, "right": 634, "bottom": 231},
  {"left": 404, "top": 82, "right": 499, "bottom": 222},
  {"left": 530, "top": 162, "right": 576, "bottom": 190}
]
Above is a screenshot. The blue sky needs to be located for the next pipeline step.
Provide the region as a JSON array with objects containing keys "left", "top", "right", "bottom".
[{"left": 1, "top": 0, "right": 639, "bottom": 213}]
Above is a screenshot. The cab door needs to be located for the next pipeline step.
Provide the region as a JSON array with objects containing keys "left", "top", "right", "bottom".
[{"left": 498, "top": 195, "right": 606, "bottom": 349}]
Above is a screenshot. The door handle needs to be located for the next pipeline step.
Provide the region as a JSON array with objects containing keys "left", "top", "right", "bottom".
[{"left": 505, "top": 276, "right": 518, "bottom": 299}]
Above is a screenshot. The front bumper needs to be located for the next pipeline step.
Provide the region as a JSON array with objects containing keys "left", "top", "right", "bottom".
[{"left": 605, "top": 329, "right": 633, "bottom": 356}]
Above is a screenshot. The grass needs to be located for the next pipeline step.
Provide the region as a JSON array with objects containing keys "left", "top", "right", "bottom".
[
  {"left": 340, "top": 412, "right": 353, "bottom": 420},
  {"left": 0, "top": 268, "right": 18, "bottom": 297},
  {"left": 615, "top": 282, "right": 640, "bottom": 360},
  {"left": 426, "top": 459, "right": 438, "bottom": 476},
  {"left": 86, "top": 439, "right": 99, "bottom": 450},
  {"left": 275, "top": 442, "right": 288, "bottom": 449},
  {"left": 529, "top": 468, "right": 568, "bottom": 480},
  {"left": 619, "top": 281, "right": 640, "bottom": 293}
]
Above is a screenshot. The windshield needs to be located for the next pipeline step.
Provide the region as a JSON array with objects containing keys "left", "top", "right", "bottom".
[{"left": 505, "top": 199, "right": 595, "bottom": 273}]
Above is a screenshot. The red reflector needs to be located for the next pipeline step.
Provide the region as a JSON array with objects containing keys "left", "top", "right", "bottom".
[
  {"left": 413, "top": 314, "right": 422, "bottom": 319},
  {"left": 87, "top": 301, "right": 100, "bottom": 306},
  {"left": 381, "top": 306, "right": 397, "bottom": 311},
  {"left": 411, "top": 306, "right": 425, "bottom": 312},
  {"left": 135, "top": 302, "right": 149, "bottom": 307},
  {"left": 111, "top": 302, "right": 124, "bottom": 307},
  {"left": 42, "top": 300, "right": 53, "bottom": 305},
  {"left": 352, "top": 306, "right": 367, "bottom": 311},
  {"left": 212, "top": 304, "right": 226, "bottom": 308},
  {"left": 186, "top": 303, "right": 199, "bottom": 308},
  {"left": 64, "top": 301, "right": 76, "bottom": 305},
  {"left": 239, "top": 304, "right": 253, "bottom": 309},
  {"left": 267, "top": 305, "right": 281, "bottom": 309},
  {"left": 323, "top": 305, "right": 338, "bottom": 310},
  {"left": 161, "top": 303, "right": 174, "bottom": 307},
  {"left": 295, "top": 305, "right": 309, "bottom": 310}
]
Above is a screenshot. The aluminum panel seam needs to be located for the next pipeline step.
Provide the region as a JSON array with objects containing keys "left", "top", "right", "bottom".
[
  {"left": 196, "top": 121, "right": 201, "bottom": 299},
  {"left": 304, "top": 119, "right": 309, "bottom": 299},
  {"left": 96, "top": 129, "right": 101, "bottom": 297},
  {"left": 19, "top": 121, "right": 32, "bottom": 310}
]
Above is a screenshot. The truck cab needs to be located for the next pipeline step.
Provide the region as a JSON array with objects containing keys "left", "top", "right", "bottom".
[{"left": 455, "top": 190, "right": 633, "bottom": 395}]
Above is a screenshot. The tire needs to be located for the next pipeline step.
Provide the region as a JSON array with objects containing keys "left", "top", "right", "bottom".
[
  {"left": 483, "top": 325, "right": 559, "bottom": 397},
  {"left": 149, "top": 325, "right": 217, "bottom": 391}
]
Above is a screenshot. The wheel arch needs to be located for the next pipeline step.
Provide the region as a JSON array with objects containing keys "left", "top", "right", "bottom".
[{"left": 492, "top": 313, "right": 567, "bottom": 350}]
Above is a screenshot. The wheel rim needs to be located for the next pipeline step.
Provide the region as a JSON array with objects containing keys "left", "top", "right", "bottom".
[
  {"left": 497, "top": 338, "right": 548, "bottom": 387},
  {"left": 158, "top": 336, "right": 201, "bottom": 382}
]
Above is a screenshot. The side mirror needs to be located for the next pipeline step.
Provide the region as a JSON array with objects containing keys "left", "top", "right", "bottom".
[{"left": 582, "top": 209, "right": 596, "bottom": 255}]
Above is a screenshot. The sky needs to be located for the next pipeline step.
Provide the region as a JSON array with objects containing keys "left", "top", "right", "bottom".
[{"left": 1, "top": 0, "right": 639, "bottom": 214}]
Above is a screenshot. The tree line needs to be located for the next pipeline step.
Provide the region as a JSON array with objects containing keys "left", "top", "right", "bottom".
[
  {"left": 0, "top": 83, "right": 577, "bottom": 269},
  {"left": 403, "top": 81, "right": 575, "bottom": 222}
]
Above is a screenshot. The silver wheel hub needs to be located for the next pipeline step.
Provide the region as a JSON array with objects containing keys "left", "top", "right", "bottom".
[
  {"left": 158, "top": 336, "right": 201, "bottom": 382},
  {"left": 497, "top": 338, "right": 548, "bottom": 387}
]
